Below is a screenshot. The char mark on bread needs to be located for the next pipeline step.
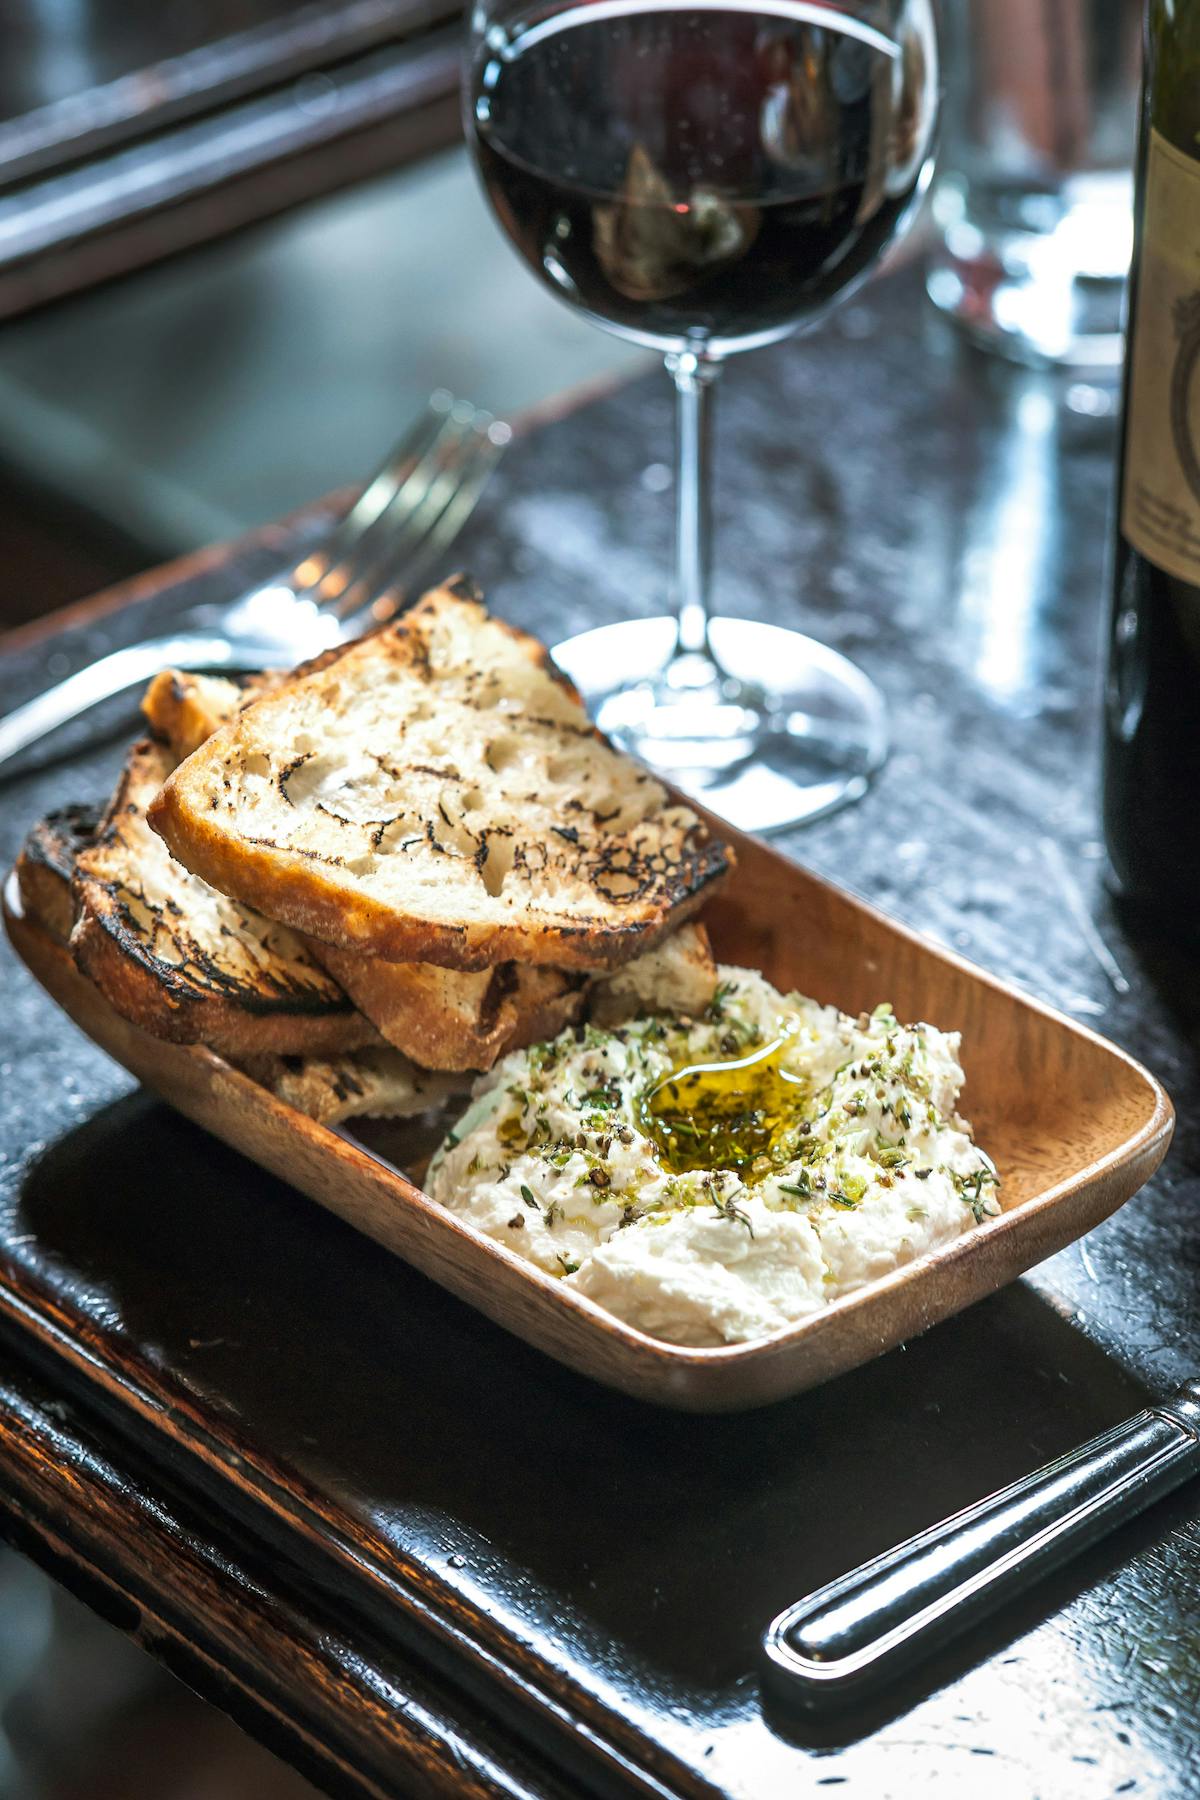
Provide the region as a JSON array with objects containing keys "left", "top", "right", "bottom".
[
  {"left": 70, "top": 738, "right": 374, "bottom": 1056},
  {"left": 15, "top": 804, "right": 101, "bottom": 943}
]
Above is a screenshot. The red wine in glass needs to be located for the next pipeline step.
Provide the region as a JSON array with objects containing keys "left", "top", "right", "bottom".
[
  {"left": 467, "top": 0, "right": 939, "bottom": 829},
  {"left": 473, "top": 3, "right": 931, "bottom": 351}
]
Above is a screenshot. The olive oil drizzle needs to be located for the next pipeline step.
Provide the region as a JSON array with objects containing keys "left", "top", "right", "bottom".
[{"left": 639, "top": 1032, "right": 810, "bottom": 1176}]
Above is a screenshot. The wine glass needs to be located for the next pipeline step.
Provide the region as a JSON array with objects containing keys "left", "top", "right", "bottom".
[{"left": 465, "top": 0, "right": 939, "bottom": 831}]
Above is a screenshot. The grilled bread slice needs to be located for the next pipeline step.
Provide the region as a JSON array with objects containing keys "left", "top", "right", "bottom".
[
  {"left": 311, "top": 921, "right": 715, "bottom": 1070},
  {"left": 15, "top": 804, "right": 99, "bottom": 943},
  {"left": 145, "top": 666, "right": 590, "bottom": 1068},
  {"left": 310, "top": 944, "right": 586, "bottom": 1072},
  {"left": 148, "top": 581, "right": 732, "bottom": 971},
  {"left": 142, "top": 662, "right": 716, "bottom": 1064},
  {"left": 308, "top": 918, "right": 723, "bottom": 1070},
  {"left": 71, "top": 739, "right": 374, "bottom": 1056}
]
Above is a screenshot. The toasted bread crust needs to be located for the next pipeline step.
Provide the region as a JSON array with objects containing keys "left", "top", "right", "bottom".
[
  {"left": 148, "top": 583, "right": 733, "bottom": 971},
  {"left": 72, "top": 740, "right": 375, "bottom": 1057},
  {"left": 311, "top": 940, "right": 587, "bottom": 1071},
  {"left": 149, "top": 787, "right": 725, "bottom": 971},
  {"left": 69, "top": 905, "right": 375, "bottom": 1057},
  {"left": 15, "top": 805, "right": 99, "bottom": 943},
  {"left": 141, "top": 669, "right": 275, "bottom": 759}
]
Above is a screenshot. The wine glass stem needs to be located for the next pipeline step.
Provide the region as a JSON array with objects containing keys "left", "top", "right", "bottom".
[{"left": 666, "top": 348, "right": 722, "bottom": 662}]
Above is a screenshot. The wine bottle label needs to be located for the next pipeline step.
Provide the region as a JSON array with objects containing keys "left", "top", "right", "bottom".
[{"left": 1122, "top": 128, "right": 1200, "bottom": 586}]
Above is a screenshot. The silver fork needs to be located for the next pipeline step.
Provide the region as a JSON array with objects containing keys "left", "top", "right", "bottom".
[{"left": 0, "top": 390, "right": 510, "bottom": 773}]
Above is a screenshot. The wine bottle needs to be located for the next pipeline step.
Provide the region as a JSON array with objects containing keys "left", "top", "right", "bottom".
[{"left": 1102, "top": 0, "right": 1200, "bottom": 935}]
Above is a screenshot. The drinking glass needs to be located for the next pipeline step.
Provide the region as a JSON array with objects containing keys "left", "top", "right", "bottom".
[
  {"left": 465, "top": 0, "right": 939, "bottom": 831},
  {"left": 927, "top": 0, "right": 1142, "bottom": 370}
]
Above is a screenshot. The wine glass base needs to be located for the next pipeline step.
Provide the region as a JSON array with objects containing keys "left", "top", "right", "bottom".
[{"left": 552, "top": 616, "right": 888, "bottom": 834}]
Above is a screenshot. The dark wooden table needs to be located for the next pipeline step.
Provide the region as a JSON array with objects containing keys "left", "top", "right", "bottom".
[{"left": 1, "top": 266, "right": 1198, "bottom": 1799}]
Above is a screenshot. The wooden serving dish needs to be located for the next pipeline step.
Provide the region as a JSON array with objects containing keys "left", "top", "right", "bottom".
[{"left": 4, "top": 820, "right": 1173, "bottom": 1413}]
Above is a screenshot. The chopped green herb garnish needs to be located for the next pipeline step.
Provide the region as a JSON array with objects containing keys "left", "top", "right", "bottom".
[
  {"left": 954, "top": 1167, "right": 999, "bottom": 1223},
  {"left": 712, "top": 1190, "right": 755, "bottom": 1236}
]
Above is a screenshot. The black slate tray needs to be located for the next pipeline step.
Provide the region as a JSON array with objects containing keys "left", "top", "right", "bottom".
[{"left": 2, "top": 269, "right": 1198, "bottom": 1797}]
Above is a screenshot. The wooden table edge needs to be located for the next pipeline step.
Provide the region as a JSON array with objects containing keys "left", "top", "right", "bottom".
[{"left": 0, "top": 1345, "right": 578, "bottom": 1800}]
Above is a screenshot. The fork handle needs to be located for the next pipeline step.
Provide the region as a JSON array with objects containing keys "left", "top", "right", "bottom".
[
  {"left": 763, "top": 1378, "right": 1200, "bottom": 1708},
  {"left": 0, "top": 633, "right": 282, "bottom": 773}
]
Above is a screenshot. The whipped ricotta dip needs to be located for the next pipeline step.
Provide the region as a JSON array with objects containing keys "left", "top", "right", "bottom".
[{"left": 427, "top": 967, "right": 1000, "bottom": 1348}]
